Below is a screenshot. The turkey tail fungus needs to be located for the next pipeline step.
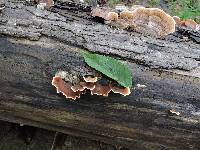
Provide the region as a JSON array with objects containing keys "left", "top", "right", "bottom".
[
  {"left": 111, "top": 86, "right": 130, "bottom": 96},
  {"left": 91, "top": 79, "right": 112, "bottom": 96},
  {"left": 91, "top": 7, "right": 176, "bottom": 37},
  {"left": 184, "top": 19, "right": 199, "bottom": 30},
  {"left": 51, "top": 71, "right": 131, "bottom": 100},
  {"left": 119, "top": 10, "right": 134, "bottom": 20},
  {"left": 52, "top": 76, "right": 81, "bottom": 100},
  {"left": 106, "top": 12, "right": 118, "bottom": 21},
  {"left": 129, "top": 7, "right": 176, "bottom": 37},
  {"left": 173, "top": 16, "right": 199, "bottom": 31}
]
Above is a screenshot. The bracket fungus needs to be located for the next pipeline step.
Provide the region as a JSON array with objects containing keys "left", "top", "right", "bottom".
[
  {"left": 91, "top": 79, "right": 112, "bottom": 96},
  {"left": 91, "top": 7, "right": 118, "bottom": 21},
  {"left": 109, "top": 82, "right": 131, "bottom": 96},
  {"left": 119, "top": 10, "right": 134, "bottom": 20},
  {"left": 52, "top": 76, "right": 81, "bottom": 100},
  {"left": 52, "top": 71, "right": 131, "bottom": 100},
  {"left": 91, "top": 6, "right": 176, "bottom": 37},
  {"left": 173, "top": 16, "right": 199, "bottom": 31},
  {"left": 130, "top": 7, "right": 176, "bottom": 37},
  {"left": 51, "top": 51, "right": 132, "bottom": 100}
]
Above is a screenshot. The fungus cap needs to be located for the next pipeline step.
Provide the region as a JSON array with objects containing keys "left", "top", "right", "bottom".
[
  {"left": 91, "top": 83, "right": 111, "bottom": 96},
  {"left": 71, "top": 84, "right": 85, "bottom": 92},
  {"left": 83, "top": 75, "right": 98, "bottom": 83},
  {"left": 173, "top": 16, "right": 199, "bottom": 30},
  {"left": 106, "top": 12, "right": 118, "bottom": 21},
  {"left": 52, "top": 72, "right": 131, "bottom": 100},
  {"left": 173, "top": 16, "right": 182, "bottom": 25},
  {"left": 120, "top": 10, "right": 134, "bottom": 20},
  {"left": 79, "top": 82, "right": 96, "bottom": 90},
  {"left": 52, "top": 76, "right": 81, "bottom": 100},
  {"left": 184, "top": 19, "right": 198, "bottom": 30},
  {"left": 131, "top": 7, "right": 176, "bottom": 37},
  {"left": 111, "top": 86, "right": 130, "bottom": 96}
]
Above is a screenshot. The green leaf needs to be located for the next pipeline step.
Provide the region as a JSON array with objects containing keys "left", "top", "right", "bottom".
[{"left": 81, "top": 51, "right": 132, "bottom": 88}]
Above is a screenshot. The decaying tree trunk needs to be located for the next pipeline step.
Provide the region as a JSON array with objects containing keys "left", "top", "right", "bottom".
[{"left": 0, "top": 0, "right": 200, "bottom": 149}]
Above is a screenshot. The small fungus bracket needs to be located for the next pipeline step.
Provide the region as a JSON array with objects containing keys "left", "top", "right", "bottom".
[
  {"left": 52, "top": 70, "right": 131, "bottom": 100},
  {"left": 173, "top": 16, "right": 199, "bottom": 31}
]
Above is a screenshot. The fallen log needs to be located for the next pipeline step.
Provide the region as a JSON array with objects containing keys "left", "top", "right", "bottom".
[{"left": 0, "top": 0, "right": 200, "bottom": 149}]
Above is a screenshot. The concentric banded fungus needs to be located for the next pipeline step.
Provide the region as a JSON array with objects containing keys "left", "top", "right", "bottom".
[
  {"left": 111, "top": 87, "right": 130, "bottom": 96},
  {"left": 173, "top": 16, "right": 182, "bottom": 25},
  {"left": 52, "top": 76, "right": 81, "bottom": 100},
  {"left": 79, "top": 82, "right": 96, "bottom": 90},
  {"left": 91, "top": 79, "right": 111, "bottom": 96},
  {"left": 106, "top": 12, "right": 118, "bottom": 21},
  {"left": 71, "top": 82, "right": 95, "bottom": 92},
  {"left": 91, "top": 84, "right": 111, "bottom": 96},
  {"left": 173, "top": 16, "right": 199, "bottom": 31},
  {"left": 120, "top": 10, "right": 134, "bottom": 20},
  {"left": 71, "top": 84, "right": 85, "bottom": 92},
  {"left": 110, "top": 82, "right": 131, "bottom": 96},
  {"left": 52, "top": 71, "right": 131, "bottom": 100},
  {"left": 91, "top": 7, "right": 175, "bottom": 37},
  {"left": 130, "top": 7, "right": 176, "bottom": 37},
  {"left": 184, "top": 19, "right": 198, "bottom": 29}
]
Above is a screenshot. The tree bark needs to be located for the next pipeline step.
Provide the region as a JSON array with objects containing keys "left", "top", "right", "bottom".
[{"left": 0, "top": 0, "right": 200, "bottom": 149}]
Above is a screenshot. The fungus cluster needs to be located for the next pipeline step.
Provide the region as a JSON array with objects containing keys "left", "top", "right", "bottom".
[
  {"left": 91, "top": 6, "right": 176, "bottom": 37},
  {"left": 173, "top": 16, "right": 199, "bottom": 31},
  {"left": 52, "top": 71, "right": 130, "bottom": 100}
]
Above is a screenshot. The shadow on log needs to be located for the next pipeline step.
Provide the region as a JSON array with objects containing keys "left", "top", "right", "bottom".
[{"left": 0, "top": 0, "right": 200, "bottom": 149}]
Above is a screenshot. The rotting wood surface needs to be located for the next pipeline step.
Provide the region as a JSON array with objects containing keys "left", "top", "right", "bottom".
[{"left": 0, "top": 0, "right": 200, "bottom": 149}]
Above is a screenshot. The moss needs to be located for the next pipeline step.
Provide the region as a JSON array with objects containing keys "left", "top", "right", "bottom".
[{"left": 168, "top": 0, "right": 200, "bottom": 23}]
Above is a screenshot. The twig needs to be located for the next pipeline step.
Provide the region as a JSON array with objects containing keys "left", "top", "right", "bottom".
[{"left": 50, "top": 132, "right": 58, "bottom": 150}]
